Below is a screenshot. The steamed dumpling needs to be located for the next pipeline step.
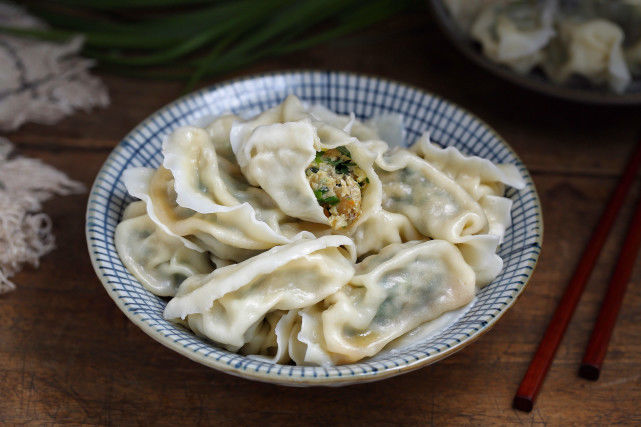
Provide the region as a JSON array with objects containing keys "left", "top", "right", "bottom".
[
  {"left": 410, "top": 134, "right": 524, "bottom": 243},
  {"left": 410, "top": 134, "right": 525, "bottom": 199},
  {"left": 164, "top": 236, "right": 356, "bottom": 351},
  {"left": 447, "top": 0, "right": 641, "bottom": 93},
  {"left": 115, "top": 202, "right": 214, "bottom": 296},
  {"left": 375, "top": 148, "right": 488, "bottom": 243},
  {"left": 470, "top": 0, "right": 556, "bottom": 74},
  {"left": 408, "top": 135, "right": 523, "bottom": 284},
  {"left": 543, "top": 19, "right": 631, "bottom": 93},
  {"left": 291, "top": 240, "right": 476, "bottom": 365},
  {"left": 162, "top": 125, "right": 293, "bottom": 235},
  {"left": 114, "top": 95, "right": 525, "bottom": 366},
  {"left": 124, "top": 167, "right": 306, "bottom": 262},
  {"left": 231, "top": 99, "right": 381, "bottom": 230},
  {"left": 232, "top": 119, "right": 330, "bottom": 224}
]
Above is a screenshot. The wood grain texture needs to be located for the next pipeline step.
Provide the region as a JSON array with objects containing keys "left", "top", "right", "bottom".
[
  {"left": 1, "top": 11, "right": 640, "bottom": 425},
  {"left": 515, "top": 137, "right": 641, "bottom": 410}
]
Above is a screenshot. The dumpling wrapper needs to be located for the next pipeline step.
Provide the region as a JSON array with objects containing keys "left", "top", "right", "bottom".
[
  {"left": 231, "top": 106, "right": 382, "bottom": 228},
  {"left": 410, "top": 133, "right": 525, "bottom": 199},
  {"left": 543, "top": 19, "right": 631, "bottom": 93},
  {"left": 471, "top": 0, "right": 556, "bottom": 74},
  {"left": 232, "top": 120, "right": 330, "bottom": 224},
  {"left": 115, "top": 203, "right": 214, "bottom": 296},
  {"left": 291, "top": 240, "right": 476, "bottom": 365},
  {"left": 164, "top": 235, "right": 356, "bottom": 350},
  {"left": 307, "top": 103, "right": 406, "bottom": 147},
  {"left": 411, "top": 134, "right": 524, "bottom": 243},
  {"left": 123, "top": 167, "right": 311, "bottom": 262},
  {"left": 162, "top": 125, "right": 298, "bottom": 239},
  {"left": 376, "top": 148, "right": 488, "bottom": 243}
]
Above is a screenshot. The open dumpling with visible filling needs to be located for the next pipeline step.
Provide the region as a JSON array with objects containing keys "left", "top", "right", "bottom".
[
  {"left": 305, "top": 146, "right": 370, "bottom": 228},
  {"left": 114, "top": 94, "right": 527, "bottom": 366},
  {"left": 231, "top": 108, "right": 381, "bottom": 230}
]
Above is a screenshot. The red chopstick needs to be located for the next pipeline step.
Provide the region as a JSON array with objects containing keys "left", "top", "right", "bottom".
[
  {"left": 513, "top": 137, "right": 641, "bottom": 413},
  {"left": 579, "top": 191, "right": 641, "bottom": 380}
]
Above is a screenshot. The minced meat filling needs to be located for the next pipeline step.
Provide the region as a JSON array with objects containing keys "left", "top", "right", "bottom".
[{"left": 305, "top": 147, "right": 369, "bottom": 229}]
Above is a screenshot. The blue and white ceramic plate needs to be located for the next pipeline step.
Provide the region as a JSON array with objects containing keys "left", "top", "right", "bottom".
[{"left": 86, "top": 71, "right": 543, "bottom": 386}]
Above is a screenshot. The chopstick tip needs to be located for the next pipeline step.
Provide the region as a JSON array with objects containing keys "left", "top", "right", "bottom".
[
  {"left": 512, "top": 395, "right": 533, "bottom": 412},
  {"left": 578, "top": 364, "right": 600, "bottom": 381}
]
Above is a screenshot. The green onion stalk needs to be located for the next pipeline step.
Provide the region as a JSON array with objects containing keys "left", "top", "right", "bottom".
[{"left": 0, "top": 0, "right": 417, "bottom": 89}]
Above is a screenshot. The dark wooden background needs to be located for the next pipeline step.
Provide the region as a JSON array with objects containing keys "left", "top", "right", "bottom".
[{"left": 2, "top": 11, "right": 640, "bottom": 425}]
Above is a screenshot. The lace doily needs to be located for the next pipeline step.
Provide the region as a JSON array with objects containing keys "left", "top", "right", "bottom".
[
  {"left": 0, "top": 2, "right": 109, "bottom": 131},
  {"left": 0, "top": 139, "right": 85, "bottom": 293}
]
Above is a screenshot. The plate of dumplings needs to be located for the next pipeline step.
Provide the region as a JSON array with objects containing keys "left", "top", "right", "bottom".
[
  {"left": 86, "top": 71, "right": 542, "bottom": 385},
  {"left": 431, "top": 0, "right": 641, "bottom": 104}
]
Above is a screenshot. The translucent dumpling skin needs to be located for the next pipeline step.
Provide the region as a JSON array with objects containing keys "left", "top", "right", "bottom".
[{"left": 115, "top": 95, "right": 524, "bottom": 365}]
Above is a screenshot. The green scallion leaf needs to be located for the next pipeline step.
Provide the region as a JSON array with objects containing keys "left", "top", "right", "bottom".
[
  {"left": 319, "top": 196, "right": 340, "bottom": 205},
  {"left": 335, "top": 163, "right": 350, "bottom": 174},
  {"left": 313, "top": 186, "right": 331, "bottom": 201},
  {"left": 336, "top": 146, "right": 351, "bottom": 157},
  {"left": 5, "top": 0, "right": 414, "bottom": 85}
]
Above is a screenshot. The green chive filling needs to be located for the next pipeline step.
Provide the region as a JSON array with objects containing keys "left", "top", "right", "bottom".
[{"left": 305, "top": 147, "right": 369, "bottom": 229}]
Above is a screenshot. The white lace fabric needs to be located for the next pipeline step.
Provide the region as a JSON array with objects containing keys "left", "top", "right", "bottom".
[
  {"left": 0, "top": 3, "right": 104, "bottom": 292},
  {"left": 0, "top": 138, "right": 85, "bottom": 293},
  {"left": 0, "top": 2, "right": 109, "bottom": 131}
]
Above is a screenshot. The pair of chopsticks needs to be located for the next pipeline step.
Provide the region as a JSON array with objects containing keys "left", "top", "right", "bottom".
[{"left": 513, "top": 137, "right": 641, "bottom": 413}]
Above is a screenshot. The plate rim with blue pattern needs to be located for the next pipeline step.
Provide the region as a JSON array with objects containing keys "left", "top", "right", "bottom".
[{"left": 85, "top": 70, "right": 543, "bottom": 386}]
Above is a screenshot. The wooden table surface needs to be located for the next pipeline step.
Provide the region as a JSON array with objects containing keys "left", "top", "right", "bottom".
[{"left": 2, "top": 11, "right": 640, "bottom": 425}]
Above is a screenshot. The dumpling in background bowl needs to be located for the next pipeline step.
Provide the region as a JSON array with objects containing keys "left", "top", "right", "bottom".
[
  {"left": 543, "top": 19, "right": 631, "bottom": 93},
  {"left": 433, "top": 0, "right": 641, "bottom": 103},
  {"left": 470, "top": 0, "right": 556, "bottom": 74}
]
